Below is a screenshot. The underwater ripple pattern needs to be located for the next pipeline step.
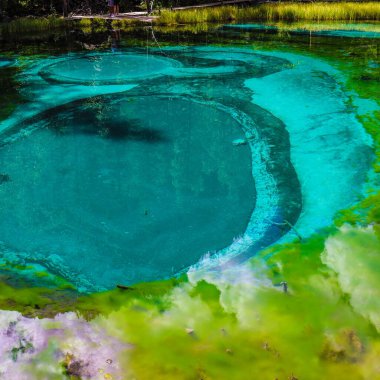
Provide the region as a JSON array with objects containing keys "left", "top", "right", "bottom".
[{"left": 1, "top": 46, "right": 369, "bottom": 290}]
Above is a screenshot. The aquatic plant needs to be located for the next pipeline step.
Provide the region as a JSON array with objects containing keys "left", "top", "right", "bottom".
[
  {"left": 157, "top": 2, "right": 380, "bottom": 25},
  {"left": 3, "top": 225, "right": 380, "bottom": 379}
]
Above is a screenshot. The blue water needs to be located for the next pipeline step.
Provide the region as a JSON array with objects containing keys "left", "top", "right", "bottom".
[
  {"left": 0, "top": 33, "right": 375, "bottom": 290},
  {"left": 0, "top": 95, "right": 256, "bottom": 288},
  {"left": 0, "top": 57, "right": 15, "bottom": 68},
  {"left": 40, "top": 53, "right": 181, "bottom": 85}
]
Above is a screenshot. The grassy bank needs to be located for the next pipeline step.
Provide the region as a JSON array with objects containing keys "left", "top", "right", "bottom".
[
  {"left": 1, "top": 3, "right": 379, "bottom": 36},
  {"left": 157, "top": 2, "right": 380, "bottom": 24},
  {"left": 0, "top": 16, "right": 67, "bottom": 36}
]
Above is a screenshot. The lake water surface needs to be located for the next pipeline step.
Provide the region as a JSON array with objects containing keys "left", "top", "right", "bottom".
[{"left": 0, "top": 22, "right": 378, "bottom": 291}]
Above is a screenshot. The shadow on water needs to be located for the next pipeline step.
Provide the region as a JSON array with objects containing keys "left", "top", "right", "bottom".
[
  {"left": 0, "top": 67, "right": 24, "bottom": 123},
  {"left": 49, "top": 113, "right": 169, "bottom": 143}
]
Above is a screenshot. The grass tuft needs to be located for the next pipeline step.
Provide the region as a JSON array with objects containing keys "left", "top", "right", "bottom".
[
  {"left": 157, "top": 2, "right": 380, "bottom": 25},
  {"left": 0, "top": 16, "right": 66, "bottom": 36}
]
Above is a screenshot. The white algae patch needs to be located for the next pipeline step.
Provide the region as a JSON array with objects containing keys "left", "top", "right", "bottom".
[
  {"left": 0, "top": 311, "right": 128, "bottom": 379},
  {"left": 323, "top": 225, "right": 380, "bottom": 332}
]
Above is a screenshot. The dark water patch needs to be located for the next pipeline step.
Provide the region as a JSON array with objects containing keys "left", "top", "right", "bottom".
[
  {"left": 0, "top": 67, "right": 24, "bottom": 122},
  {"left": 47, "top": 107, "right": 169, "bottom": 143},
  {"left": 0, "top": 174, "right": 10, "bottom": 184},
  {"left": 0, "top": 57, "right": 15, "bottom": 68},
  {"left": 0, "top": 94, "right": 256, "bottom": 289}
]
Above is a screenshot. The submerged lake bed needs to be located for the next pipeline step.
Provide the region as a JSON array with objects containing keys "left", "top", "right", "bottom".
[{"left": 0, "top": 20, "right": 379, "bottom": 379}]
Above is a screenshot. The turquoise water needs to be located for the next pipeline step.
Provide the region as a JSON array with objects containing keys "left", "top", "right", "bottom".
[
  {"left": 0, "top": 95, "right": 255, "bottom": 288},
  {"left": 223, "top": 23, "right": 380, "bottom": 38},
  {"left": 0, "top": 57, "right": 14, "bottom": 68},
  {"left": 0, "top": 26, "right": 376, "bottom": 290}
]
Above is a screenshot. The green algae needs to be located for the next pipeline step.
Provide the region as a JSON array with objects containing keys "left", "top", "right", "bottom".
[
  {"left": 54, "top": 228, "right": 380, "bottom": 378},
  {"left": 94, "top": 232, "right": 380, "bottom": 379},
  {"left": 2, "top": 218, "right": 380, "bottom": 378},
  {"left": 75, "top": 276, "right": 186, "bottom": 319},
  {"left": 335, "top": 111, "right": 380, "bottom": 228}
]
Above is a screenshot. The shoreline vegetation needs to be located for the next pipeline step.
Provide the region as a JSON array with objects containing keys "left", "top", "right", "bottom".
[
  {"left": 157, "top": 2, "right": 380, "bottom": 24},
  {"left": 0, "top": 2, "right": 379, "bottom": 35}
]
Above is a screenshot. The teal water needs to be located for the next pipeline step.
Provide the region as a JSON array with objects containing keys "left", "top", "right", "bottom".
[
  {"left": 40, "top": 53, "right": 181, "bottom": 84},
  {"left": 0, "top": 24, "right": 377, "bottom": 290},
  {"left": 0, "top": 58, "right": 14, "bottom": 68},
  {"left": 223, "top": 23, "right": 380, "bottom": 38},
  {"left": 0, "top": 95, "right": 255, "bottom": 288}
]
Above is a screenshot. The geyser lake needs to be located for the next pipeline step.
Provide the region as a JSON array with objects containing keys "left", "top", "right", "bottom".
[{"left": 0, "top": 24, "right": 377, "bottom": 291}]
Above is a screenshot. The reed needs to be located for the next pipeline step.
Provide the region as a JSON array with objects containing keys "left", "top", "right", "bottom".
[
  {"left": 157, "top": 2, "right": 380, "bottom": 25},
  {"left": 0, "top": 16, "right": 66, "bottom": 36}
]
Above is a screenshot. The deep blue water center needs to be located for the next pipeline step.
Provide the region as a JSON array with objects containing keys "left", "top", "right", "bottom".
[
  {"left": 0, "top": 95, "right": 254, "bottom": 287},
  {"left": 0, "top": 43, "right": 373, "bottom": 291}
]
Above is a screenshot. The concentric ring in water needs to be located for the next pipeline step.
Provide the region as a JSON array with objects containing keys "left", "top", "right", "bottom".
[
  {"left": 39, "top": 53, "right": 181, "bottom": 85},
  {"left": 0, "top": 94, "right": 255, "bottom": 289}
]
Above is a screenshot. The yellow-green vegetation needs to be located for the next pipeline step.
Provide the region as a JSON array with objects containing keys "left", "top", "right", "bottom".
[
  {"left": 75, "top": 277, "right": 186, "bottom": 318},
  {"left": 76, "top": 17, "right": 109, "bottom": 33},
  {"left": 0, "top": 261, "right": 185, "bottom": 319},
  {"left": 0, "top": 281, "right": 77, "bottom": 318},
  {"left": 0, "top": 16, "right": 66, "bottom": 36},
  {"left": 76, "top": 17, "right": 145, "bottom": 34},
  {"left": 7, "top": 224, "right": 380, "bottom": 378},
  {"left": 336, "top": 111, "right": 380, "bottom": 229},
  {"left": 66, "top": 227, "right": 379, "bottom": 379},
  {"left": 157, "top": 2, "right": 380, "bottom": 25},
  {"left": 332, "top": 49, "right": 380, "bottom": 231}
]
